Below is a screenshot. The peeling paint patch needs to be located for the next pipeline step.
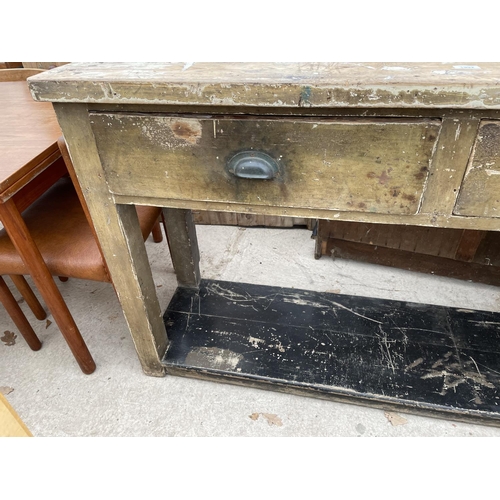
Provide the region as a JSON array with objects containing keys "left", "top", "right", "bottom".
[
  {"left": 206, "top": 282, "right": 263, "bottom": 311},
  {"left": 381, "top": 66, "right": 410, "bottom": 71},
  {"left": 406, "top": 357, "right": 424, "bottom": 371},
  {"left": 453, "top": 65, "right": 481, "bottom": 70},
  {"left": 185, "top": 346, "right": 242, "bottom": 371},
  {"left": 485, "top": 169, "right": 500, "bottom": 176},
  {"left": 249, "top": 336, "right": 265, "bottom": 348},
  {"left": 421, "top": 351, "right": 496, "bottom": 396},
  {"left": 282, "top": 296, "right": 329, "bottom": 309}
]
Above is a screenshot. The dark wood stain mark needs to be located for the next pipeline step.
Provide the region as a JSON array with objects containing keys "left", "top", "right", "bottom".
[
  {"left": 379, "top": 169, "right": 392, "bottom": 185},
  {"left": 367, "top": 169, "right": 392, "bottom": 185},
  {"left": 414, "top": 168, "right": 427, "bottom": 181},
  {"left": 171, "top": 120, "right": 201, "bottom": 144},
  {"left": 402, "top": 193, "right": 417, "bottom": 203}
]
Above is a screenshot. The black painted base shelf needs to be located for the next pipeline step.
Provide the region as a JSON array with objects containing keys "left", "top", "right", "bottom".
[{"left": 162, "top": 279, "right": 500, "bottom": 426}]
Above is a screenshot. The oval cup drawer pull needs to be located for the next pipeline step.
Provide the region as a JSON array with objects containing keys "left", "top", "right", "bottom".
[{"left": 227, "top": 151, "right": 279, "bottom": 179}]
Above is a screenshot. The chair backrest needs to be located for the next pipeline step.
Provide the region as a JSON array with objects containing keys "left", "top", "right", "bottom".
[{"left": 0, "top": 68, "right": 45, "bottom": 82}]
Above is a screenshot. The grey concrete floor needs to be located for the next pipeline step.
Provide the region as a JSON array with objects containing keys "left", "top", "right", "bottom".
[{"left": 2, "top": 224, "right": 500, "bottom": 437}]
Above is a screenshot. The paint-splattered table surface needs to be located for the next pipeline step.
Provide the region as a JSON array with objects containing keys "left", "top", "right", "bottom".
[{"left": 28, "top": 62, "right": 500, "bottom": 108}]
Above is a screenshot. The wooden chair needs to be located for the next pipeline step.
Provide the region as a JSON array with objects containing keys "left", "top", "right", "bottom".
[
  {"left": 0, "top": 68, "right": 45, "bottom": 82},
  {"left": 0, "top": 136, "right": 164, "bottom": 365}
]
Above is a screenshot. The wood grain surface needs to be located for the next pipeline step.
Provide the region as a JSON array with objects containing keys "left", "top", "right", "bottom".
[{"left": 0, "top": 81, "right": 61, "bottom": 193}]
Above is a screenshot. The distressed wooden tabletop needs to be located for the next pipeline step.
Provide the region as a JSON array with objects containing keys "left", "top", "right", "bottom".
[
  {"left": 28, "top": 62, "right": 500, "bottom": 109},
  {"left": 0, "top": 81, "right": 61, "bottom": 193}
]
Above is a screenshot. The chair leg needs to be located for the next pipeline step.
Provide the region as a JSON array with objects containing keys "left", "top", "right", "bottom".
[
  {"left": 0, "top": 198, "right": 95, "bottom": 374},
  {"left": 0, "top": 276, "right": 42, "bottom": 351},
  {"left": 152, "top": 217, "right": 163, "bottom": 243},
  {"left": 9, "top": 275, "right": 47, "bottom": 320}
]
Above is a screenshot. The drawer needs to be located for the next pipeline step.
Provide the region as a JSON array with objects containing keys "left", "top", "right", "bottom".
[
  {"left": 454, "top": 120, "right": 500, "bottom": 218},
  {"left": 90, "top": 113, "right": 440, "bottom": 215}
]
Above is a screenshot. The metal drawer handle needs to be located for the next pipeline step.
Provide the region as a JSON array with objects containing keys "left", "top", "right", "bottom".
[{"left": 227, "top": 151, "right": 279, "bottom": 180}]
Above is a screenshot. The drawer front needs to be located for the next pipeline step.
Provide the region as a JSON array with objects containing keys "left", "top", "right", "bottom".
[
  {"left": 454, "top": 120, "right": 500, "bottom": 218},
  {"left": 90, "top": 113, "right": 440, "bottom": 215}
]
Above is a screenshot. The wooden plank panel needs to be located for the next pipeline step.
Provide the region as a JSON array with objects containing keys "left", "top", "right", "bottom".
[
  {"left": 325, "top": 238, "right": 500, "bottom": 286},
  {"left": 413, "top": 227, "right": 452, "bottom": 255},
  {"left": 455, "top": 230, "right": 487, "bottom": 261},
  {"left": 193, "top": 211, "right": 239, "bottom": 225},
  {"left": 474, "top": 231, "right": 500, "bottom": 266},
  {"left": 317, "top": 220, "right": 465, "bottom": 259},
  {"left": 192, "top": 211, "right": 308, "bottom": 227}
]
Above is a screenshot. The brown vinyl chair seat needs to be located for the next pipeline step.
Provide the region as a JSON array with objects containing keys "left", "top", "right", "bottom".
[{"left": 0, "top": 176, "right": 160, "bottom": 282}]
